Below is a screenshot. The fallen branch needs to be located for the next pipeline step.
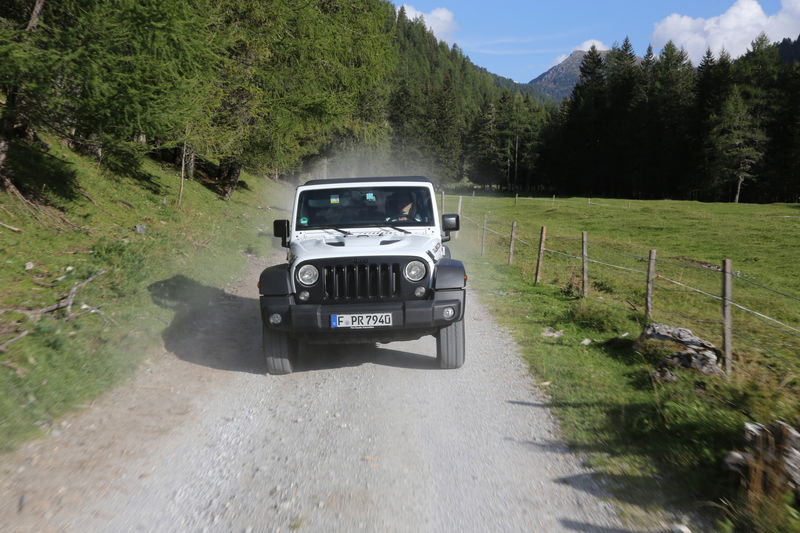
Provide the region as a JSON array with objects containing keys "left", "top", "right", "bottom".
[
  {"left": 0, "top": 330, "right": 29, "bottom": 353},
  {"left": 1, "top": 174, "right": 47, "bottom": 225},
  {"left": 66, "top": 304, "right": 118, "bottom": 326},
  {"left": 0, "top": 359, "right": 27, "bottom": 376},
  {"left": 64, "top": 269, "right": 106, "bottom": 315},
  {"left": 0, "top": 308, "right": 39, "bottom": 321},
  {"left": 22, "top": 269, "right": 106, "bottom": 317},
  {"left": 0, "top": 221, "right": 21, "bottom": 232},
  {"left": 79, "top": 188, "right": 97, "bottom": 205}
]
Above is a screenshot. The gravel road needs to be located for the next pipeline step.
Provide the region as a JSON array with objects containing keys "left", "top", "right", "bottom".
[{"left": 1, "top": 256, "right": 624, "bottom": 533}]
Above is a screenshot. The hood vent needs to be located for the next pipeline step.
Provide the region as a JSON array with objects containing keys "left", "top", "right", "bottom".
[
  {"left": 379, "top": 239, "right": 400, "bottom": 245},
  {"left": 325, "top": 241, "right": 345, "bottom": 247}
]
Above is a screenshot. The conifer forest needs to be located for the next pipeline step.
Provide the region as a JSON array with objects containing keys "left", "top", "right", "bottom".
[{"left": 2, "top": 1, "right": 799, "bottom": 203}]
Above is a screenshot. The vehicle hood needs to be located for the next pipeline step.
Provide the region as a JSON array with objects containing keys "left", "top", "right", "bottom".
[{"left": 290, "top": 232, "right": 442, "bottom": 264}]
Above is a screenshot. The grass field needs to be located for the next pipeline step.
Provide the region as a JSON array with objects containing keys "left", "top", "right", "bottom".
[
  {"left": 447, "top": 194, "right": 800, "bottom": 532},
  {"left": 0, "top": 137, "right": 288, "bottom": 451}
]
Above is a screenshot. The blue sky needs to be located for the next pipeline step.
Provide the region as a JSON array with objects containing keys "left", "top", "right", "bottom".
[{"left": 395, "top": 0, "right": 800, "bottom": 82}]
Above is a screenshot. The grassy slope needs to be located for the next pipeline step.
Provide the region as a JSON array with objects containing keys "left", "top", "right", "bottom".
[
  {"left": 447, "top": 195, "right": 800, "bottom": 531},
  {"left": 0, "top": 137, "right": 288, "bottom": 451}
]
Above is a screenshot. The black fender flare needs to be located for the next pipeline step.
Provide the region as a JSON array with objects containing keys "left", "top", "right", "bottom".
[
  {"left": 433, "top": 258, "right": 466, "bottom": 289},
  {"left": 259, "top": 264, "right": 291, "bottom": 295}
]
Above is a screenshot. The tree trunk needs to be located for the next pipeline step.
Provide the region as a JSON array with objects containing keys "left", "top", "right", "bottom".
[
  {"left": 218, "top": 158, "right": 241, "bottom": 200},
  {"left": 734, "top": 176, "right": 744, "bottom": 204},
  {"left": 25, "top": 0, "right": 46, "bottom": 31},
  {"left": 0, "top": 137, "right": 8, "bottom": 179},
  {"left": 1, "top": 0, "right": 47, "bottom": 179},
  {"left": 0, "top": 88, "right": 20, "bottom": 181},
  {"left": 178, "top": 141, "right": 186, "bottom": 207},
  {"left": 186, "top": 147, "right": 195, "bottom": 179}
]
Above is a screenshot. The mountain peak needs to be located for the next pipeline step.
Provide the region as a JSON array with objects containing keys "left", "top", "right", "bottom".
[{"left": 527, "top": 49, "right": 609, "bottom": 102}]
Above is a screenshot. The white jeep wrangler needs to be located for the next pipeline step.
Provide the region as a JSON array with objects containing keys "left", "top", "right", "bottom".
[{"left": 258, "top": 176, "right": 466, "bottom": 374}]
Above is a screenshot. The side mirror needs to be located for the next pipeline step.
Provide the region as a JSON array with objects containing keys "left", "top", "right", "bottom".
[
  {"left": 441, "top": 213, "right": 459, "bottom": 242},
  {"left": 273, "top": 219, "right": 290, "bottom": 247},
  {"left": 442, "top": 213, "right": 460, "bottom": 231}
]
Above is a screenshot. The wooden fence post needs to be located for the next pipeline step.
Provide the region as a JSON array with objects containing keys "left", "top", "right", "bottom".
[
  {"left": 440, "top": 190, "right": 445, "bottom": 213},
  {"left": 722, "top": 258, "right": 733, "bottom": 377},
  {"left": 508, "top": 221, "right": 517, "bottom": 265},
  {"left": 581, "top": 231, "right": 588, "bottom": 298},
  {"left": 534, "top": 226, "right": 547, "bottom": 284},
  {"left": 515, "top": 193, "right": 518, "bottom": 207},
  {"left": 552, "top": 195, "right": 555, "bottom": 207},
  {"left": 481, "top": 214, "right": 488, "bottom": 257},
  {"left": 455, "top": 195, "right": 462, "bottom": 240},
  {"left": 646, "top": 249, "right": 657, "bottom": 321}
]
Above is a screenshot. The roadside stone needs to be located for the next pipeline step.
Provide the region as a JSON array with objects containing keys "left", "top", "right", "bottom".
[
  {"left": 134, "top": 224, "right": 147, "bottom": 234},
  {"left": 639, "top": 323, "right": 723, "bottom": 375},
  {"left": 726, "top": 421, "right": 800, "bottom": 496},
  {"left": 652, "top": 367, "right": 677, "bottom": 383},
  {"left": 541, "top": 327, "right": 564, "bottom": 338}
]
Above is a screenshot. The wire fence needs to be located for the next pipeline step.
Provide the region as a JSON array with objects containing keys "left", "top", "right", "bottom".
[{"left": 448, "top": 196, "right": 800, "bottom": 383}]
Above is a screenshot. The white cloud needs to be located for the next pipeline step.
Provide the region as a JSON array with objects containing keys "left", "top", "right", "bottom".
[
  {"left": 400, "top": 5, "right": 458, "bottom": 43},
  {"left": 574, "top": 39, "right": 611, "bottom": 52},
  {"left": 652, "top": 0, "right": 800, "bottom": 64},
  {"left": 546, "top": 39, "right": 608, "bottom": 67}
]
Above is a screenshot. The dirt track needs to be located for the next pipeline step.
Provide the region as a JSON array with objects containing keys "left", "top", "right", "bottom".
[{"left": 0, "top": 255, "right": 623, "bottom": 532}]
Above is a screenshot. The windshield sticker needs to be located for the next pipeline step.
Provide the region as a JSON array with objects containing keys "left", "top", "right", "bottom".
[
  {"left": 300, "top": 217, "right": 309, "bottom": 225},
  {"left": 365, "top": 192, "right": 376, "bottom": 202},
  {"left": 330, "top": 195, "right": 340, "bottom": 204}
]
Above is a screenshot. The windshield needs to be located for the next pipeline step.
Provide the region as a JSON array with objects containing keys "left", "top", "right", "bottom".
[{"left": 295, "top": 186, "right": 434, "bottom": 230}]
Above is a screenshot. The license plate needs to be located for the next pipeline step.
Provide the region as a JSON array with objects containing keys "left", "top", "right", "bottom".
[{"left": 331, "top": 313, "right": 392, "bottom": 329}]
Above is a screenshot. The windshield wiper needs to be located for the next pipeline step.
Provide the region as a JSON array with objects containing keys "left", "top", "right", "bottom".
[
  {"left": 381, "top": 225, "right": 410, "bottom": 234},
  {"left": 311, "top": 226, "right": 352, "bottom": 235}
]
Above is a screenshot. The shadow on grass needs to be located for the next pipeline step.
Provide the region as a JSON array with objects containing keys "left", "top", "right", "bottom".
[
  {"left": 509, "top": 393, "right": 742, "bottom": 512},
  {"left": 193, "top": 157, "right": 226, "bottom": 196},
  {"left": 6, "top": 139, "right": 78, "bottom": 202},
  {"left": 148, "top": 275, "right": 442, "bottom": 374}
]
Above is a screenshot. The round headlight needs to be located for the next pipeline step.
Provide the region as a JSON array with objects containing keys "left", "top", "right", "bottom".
[
  {"left": 404, "top": 260, "right": 426, "bottom": 282},
  {"left": 297, "top": 264, "right": 319, "bottom": 286}
]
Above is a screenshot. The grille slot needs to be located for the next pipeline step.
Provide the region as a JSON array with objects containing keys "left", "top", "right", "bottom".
[{"left": 323, "top": 263, "right": 401, "bottom": 301}]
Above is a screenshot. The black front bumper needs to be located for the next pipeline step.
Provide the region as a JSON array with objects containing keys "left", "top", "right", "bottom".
[{"left": 260, "top": 289, "right": 465, "bottom": 343}]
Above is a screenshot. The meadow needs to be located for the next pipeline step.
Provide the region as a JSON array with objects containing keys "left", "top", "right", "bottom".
[{"left": 447, "top": 193, "right": 800, "bottom": 531}]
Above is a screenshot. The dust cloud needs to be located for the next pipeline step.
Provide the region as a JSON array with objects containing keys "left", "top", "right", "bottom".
[{"left": 299, "top": 144, "right": 443, "bottom": 186}]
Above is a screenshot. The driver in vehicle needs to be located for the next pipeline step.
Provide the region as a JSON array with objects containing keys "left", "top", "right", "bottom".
[{"left": 385, "top": 191, "right": 422, "bottom": 222}]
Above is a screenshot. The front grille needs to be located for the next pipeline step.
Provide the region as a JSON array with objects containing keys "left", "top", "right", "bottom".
[{"left": 323, "top": 263, "right": 401, "bottom": 301}]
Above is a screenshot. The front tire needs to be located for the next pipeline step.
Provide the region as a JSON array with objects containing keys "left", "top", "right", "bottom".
[
  {"left": 436, "top": 319, "right": 465, "bottom": 369},
  {"left": 263, "top": 324, "right": 297, "bottom": 375}
]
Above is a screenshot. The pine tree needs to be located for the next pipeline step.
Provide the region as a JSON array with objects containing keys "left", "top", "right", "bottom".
[
  {"left": 466, "top": 101, "right": 504, "bottom": 188},
  {"left": 568, "top": 45, "right": 607, "bottom": 195},
  {"left": 605, "top": 37, "right": 642, "bottom": 196},
  {"left": 709, "top": 86, "right": 766, "bottom": 202},
  {"left": 649, "top": 41, "right": 695, "bottom": 197},
  {"left": 425, "top": 75, "right": 463, "bottom": 183}
]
